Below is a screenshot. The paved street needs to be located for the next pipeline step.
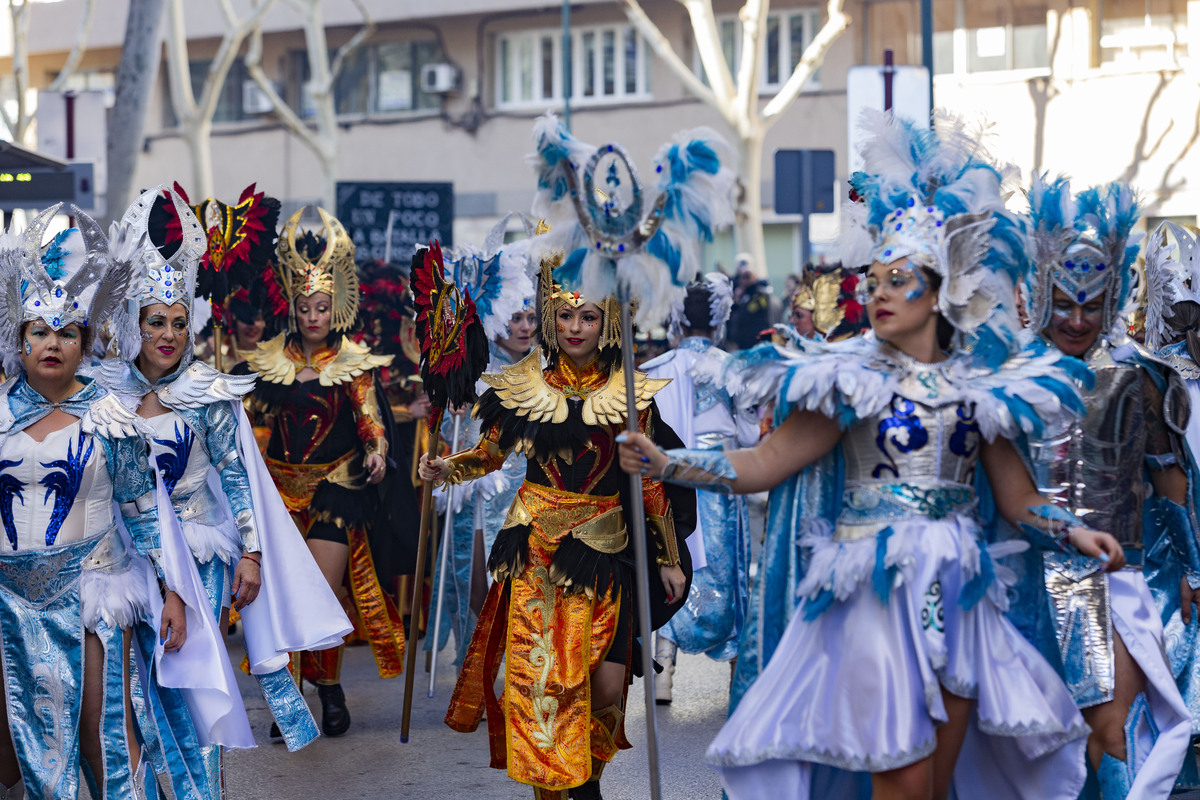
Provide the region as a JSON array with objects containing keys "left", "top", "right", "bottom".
[{"left": 224, "top": 635, "right": 730, "bottom": 799}]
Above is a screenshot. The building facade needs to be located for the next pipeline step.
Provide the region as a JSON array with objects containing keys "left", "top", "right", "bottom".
[{"left": 1, "top": 0, "right": 1197, "bottom": 294}]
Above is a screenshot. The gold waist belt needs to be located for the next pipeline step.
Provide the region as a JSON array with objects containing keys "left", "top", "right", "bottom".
[
  {"left": 266, "top": 451, "right": 362, "bottom": 513},
  {"left": 504, "top": 483, "right": 627, "bottom": 554}
]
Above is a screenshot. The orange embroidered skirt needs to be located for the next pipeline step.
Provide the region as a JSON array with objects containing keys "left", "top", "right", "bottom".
[{"left": 446, "top": 482, "right": 632, "bottom": 791}]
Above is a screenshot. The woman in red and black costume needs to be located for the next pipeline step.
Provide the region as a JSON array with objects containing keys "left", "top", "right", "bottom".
[
  {"left": 238, "top": 207, "right": 405, "bottom": 737},
  {"left": 420, "top": 255, "right": 695, "bottom": 800}
]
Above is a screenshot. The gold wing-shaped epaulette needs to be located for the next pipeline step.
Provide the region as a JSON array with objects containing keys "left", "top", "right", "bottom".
[
  {"left": 245, "top": 334, "right": 296, "bottom": 386},
  {"left": 157, "top": 361, "right": 259, "bottom": 409},
  {"left": 582, "top": 365, "right": 671, "bottom": 426},
  {"left": 319, "top": 336, "right": 393, "bottom": 386},
  {"left": 480, "top": 350, "right": 568, "bottom": 424}
]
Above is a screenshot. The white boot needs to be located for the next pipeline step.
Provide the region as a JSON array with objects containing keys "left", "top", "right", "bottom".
[
  {"left": 655, "top": 636, "right": 677, "bottom": 705},
  {"left": 0, "top": 778, "right": 24, "bottom": 800}
]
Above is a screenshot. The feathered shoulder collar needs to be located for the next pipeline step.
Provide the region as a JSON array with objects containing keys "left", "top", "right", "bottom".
[
  {"left": 480, "top": 350, "right": 669, "bottom": 428},
  {"left": 0, "top": 375, "right": 145, "bottom": 439},
  {"left": 246, "top": 333, "right": 392, "bottom": 387},
  {"left": 98, "top": 358, "right": 257, "bottom": 411},
  {"left": 709, "top": 334, "right": 1090, "bottom": 442}
]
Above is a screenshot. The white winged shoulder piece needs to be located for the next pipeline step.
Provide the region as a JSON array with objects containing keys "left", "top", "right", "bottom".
[
  {"left": 0, "top": 377, "right": 16, "bottom": 434},
  {"left": 83, "top": 392, "right": 148, "bottom": 439},
  {"left": 156, "top": 362, "right": 258, "bottom": 410}
]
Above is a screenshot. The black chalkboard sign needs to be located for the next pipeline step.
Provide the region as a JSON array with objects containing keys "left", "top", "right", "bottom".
[{"left": 335, "top": 181, "right": 454, "bottom": 264}]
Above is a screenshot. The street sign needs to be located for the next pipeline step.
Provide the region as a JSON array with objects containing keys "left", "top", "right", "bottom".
[
  {"left": 0, "top": 163, "right": 94, "bottom": 211},
  {"left": 336, "top": 181, "right": 453, "bottom": 263},
  {"left": 846, "top": 64, "right": 931, "bottom": 173},
  {"left": 774, "top": 149, "right": 835, "bottom": 215}
]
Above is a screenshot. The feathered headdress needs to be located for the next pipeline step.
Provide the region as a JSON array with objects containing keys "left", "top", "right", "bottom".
[
  {"left": 0, "top": 204, "right": 142, "bottom": 374},
  {"left": 842, "top": 110, "right": 1026, "bottom": 366},
  {"left": 668, "top": 272, "right": 734, "bottom": 344},
  {"left": 526, "top": 113, "right": 736, "bottom": 327},
  {"left": 274, "top": 207, "right": 358, "bottom": 334},
  {"left": 1023, "top": 174, "right": 1143, "bottom": 341},
  {"left": 444, "top": 213, "right": 536, "bottom": 341}
]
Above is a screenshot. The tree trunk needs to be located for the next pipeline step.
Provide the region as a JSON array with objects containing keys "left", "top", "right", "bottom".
[
  {"left": 104, "top": 0, "right": 166, "bottom": 223},
  {"left": 736, "top": 131, "right": 768, "bottom": 277},
  {"left": 184, "top": 119, "right": 215, "bottom": 200}
]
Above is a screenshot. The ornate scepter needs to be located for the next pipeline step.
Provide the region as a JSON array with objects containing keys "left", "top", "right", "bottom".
[
  {"left": 531, "top": 114, "right": 735, "bottom": 800},
  {"left": 400, "top": 242, "right": 489, "bottom": 743}
]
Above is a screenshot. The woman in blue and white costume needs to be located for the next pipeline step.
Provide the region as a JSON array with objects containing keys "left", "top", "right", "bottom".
[
  {"left": 0, "top": 204, "right": 189, "bottom": 800},
  {"left": 100, "top": 187, "right": 352, "bottom": 793},
  {"left": 640, "top": 273, "right": 757, "bottom": 702},
  {"left": 426, "top": 217, "right": 537, "bottom": 664},
  {"left": 618, "top": 112, "right": 1123, "bottom": 800}
]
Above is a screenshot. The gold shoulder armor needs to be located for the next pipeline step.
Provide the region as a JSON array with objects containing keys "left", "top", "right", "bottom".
[
  {"left": 582, "top": 365, "right": 671, "bottom": 427},
  {"left": 244, "top": 333, "right": 296, "bottom": 386},
  {"left": 480, "top": 350, "right": 568, "bottom": 424},
  {"left": 319, "top": 336, "right": 393, "bottom": 386}
]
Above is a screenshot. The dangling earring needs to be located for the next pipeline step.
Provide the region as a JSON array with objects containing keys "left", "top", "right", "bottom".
[{"left": 932, "top": 304, "right": 941, "bottom": 313}]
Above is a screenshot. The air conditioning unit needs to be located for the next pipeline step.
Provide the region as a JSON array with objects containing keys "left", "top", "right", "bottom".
[
  {"left": 420, "top": 63, "right": 459, "bottom": 94},
  {"left": 242, "top": 80, "right": 275, "bottom": 115}
]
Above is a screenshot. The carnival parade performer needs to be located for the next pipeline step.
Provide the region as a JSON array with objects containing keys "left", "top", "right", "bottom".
[
  {"left": 240, "top": 207, "right": 401, "bottom": 737},
  {"left": 424, "top": 216, "right": 537, "bottom": 664},
  {"left": 1017, "top": 176, "right": 1200, "bottom": 798},
  {"left": 422, "top": 253, "right": 694, "bottom": 800},
  {"left": 640, "top": 274, "right": 757, "bottom": 703},
  {"left": 0, "top": 205, "right": 192, "bottom": 800},
  {"left": 99, "top": 188, "right": 352, "bottom": 786},
  {"left": 617, "top": 111, "right": 1125, "bottom": 800}
]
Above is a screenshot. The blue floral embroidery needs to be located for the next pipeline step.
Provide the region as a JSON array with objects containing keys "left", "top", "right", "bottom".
[
  {"left": 949, "top": 403, "right": 980, "bottom": 458},
  {"left": 873, "top": 397, "right": 928, "bottom": 478},
  {"left": 0, "top": 460, "right": 26, "bottom": 551},
  {"left": 154, "top": 422, "right": 195, "bottom": 496},
  {"left": 39, "top": 430, "right": 94, "bottom": 546}
]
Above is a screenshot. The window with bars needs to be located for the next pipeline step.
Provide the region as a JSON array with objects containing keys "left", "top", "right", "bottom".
[
  {"left": 495, "top": 24, "right": 651, "bottom": 109},
  {"left": 293, "top": 39, "right": 442, "bottom": 118},
  {"left": 700, "top": 8, "right": 824, "bottom": 90}
]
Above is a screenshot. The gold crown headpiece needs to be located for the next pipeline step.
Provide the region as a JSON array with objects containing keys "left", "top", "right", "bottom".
[
  {"left": 538, "top": 252, "right": 623, "bottom": 352},
  {"left": 791, "top": 270, "right": 845, "bottom": 336},
  {"left": 276, "top": 207, "right": 359, "bottom": 332}
]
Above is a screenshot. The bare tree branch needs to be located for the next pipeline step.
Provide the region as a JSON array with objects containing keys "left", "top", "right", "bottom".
[
  {"left": 244, "top": 21, "right": 324, "bottom": 156},
  {"left": 7, "top": 0, "right": 32, "bottom": 143},
  {"left": 762, "top": 0, "right": 848, "bottom": 123},
  {"left": 682, "top": 0, "right": 737, "bottom": 105},
  {"left": 164, "top": 0, "right": 198, "bottom": 123},
  {"left": 47, "top": 0, "right": 97, "bottom": 93},
  {"left": 620, "top": 0, "right": 719, "bottom": 112},
  {"left": 195, "top": 0, "right": 279, "bottom": 123},
  {"left": 733, "top": 0, "right": 766, "bottom": 128},
  {"left": 328, "top": 0, "right": 375, "bottom": 85}
]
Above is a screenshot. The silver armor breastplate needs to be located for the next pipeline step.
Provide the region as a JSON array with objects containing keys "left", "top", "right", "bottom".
[{"left": 1029, "top": 359, "right": 1145, "bottom": 548}]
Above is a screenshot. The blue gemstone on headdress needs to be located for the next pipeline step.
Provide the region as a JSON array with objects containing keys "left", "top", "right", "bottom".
[
  {"left": 55, "top": 288, "right": 62, "bottom": 297},
  {"left": 935, "top": 220, "right": 943, "bottom": 226},
  {"left": 1064, "top": 260, "right": 1074, "bottom": 269},
  {"left": 883, "top": 249, "right": 892, "bottom": 257},
  {"left": 53, "top": 318, "right": 59, "bottom": 326},
  {"left": 927, "top": 206, "right": 934, "bottom": 213},
  {"left": 72, "top": 302, "right": 78, "bottom": 308},
  {"left": 607, "top": 145, "right": 613, "bottom": 152},
  {"left": 1077, "top": 291, "right": 1086, "bottom": 302},
  {"left": 596, "top": 242, "right": 602, "bottom": 249},
  {"left": 895, "top": 223, "right": 902, "bottom": 231},
  {"left": 166, "top": 291, "right": 172, "bottom": 298},
  {"left": 656, "top": 165, "right": 662, "bottom": 173},
  {"left": 1096, "top": 263, "right": 1105, "bottom": 270},
  {"left": 165, "top": 280, "right": 172, "bottom": 286},
  {"left": 895, "top": 210, "right": 903, "bottom": 217},
  {"left": 164, "top": 265, "right": 171, "bottom": 272},
  {"left": 618, "top": 244, "right": 625, "bottom": 252},
  {"left": 33, "top": 300, "right": 39, "bottom": 306},
  {"left": 907, "top": 198, "right": 915, "bottom": 207}
]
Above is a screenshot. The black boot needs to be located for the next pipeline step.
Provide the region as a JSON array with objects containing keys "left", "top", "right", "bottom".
[
  {"left": 317, "top": 683, "right": 351, "bottom": 737},
  {"left": 569, "top": 780, "right": 602, "bottom": 800},
  {"left": 268, "top": 722, "right": 282, "bottom": 740}
]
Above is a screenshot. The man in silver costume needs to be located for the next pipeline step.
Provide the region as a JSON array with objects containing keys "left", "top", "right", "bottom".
[{"left": 1023, "top": 176, "right": 1200, "bottom": 798}]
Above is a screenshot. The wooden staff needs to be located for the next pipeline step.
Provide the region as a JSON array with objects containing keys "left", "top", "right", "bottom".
[{"left": 400, "top": 422, "right": 440, "bottom": 743}]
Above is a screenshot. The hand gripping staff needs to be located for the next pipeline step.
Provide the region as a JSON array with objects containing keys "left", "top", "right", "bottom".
[{"left": 400, "top": 242, "right": 489, "bottom": 742}]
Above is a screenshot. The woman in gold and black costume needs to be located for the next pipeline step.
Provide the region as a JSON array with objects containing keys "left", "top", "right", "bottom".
[
  {"left": 420, "top": 259, "right": 695, "bottom": 800},
  {"left": 238, "top": 208, "right": 405, "bottom": 737}
]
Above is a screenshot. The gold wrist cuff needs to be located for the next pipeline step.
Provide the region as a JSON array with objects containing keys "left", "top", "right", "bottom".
[
  {"left": 647, "top": 513, "right": 680, "bottom": 566},
  {"left": 363, "top": 437, "right": 387, "bottom": 459},
  {"left": 446, "top": 451, "right": 487, "bottom": 485}
]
